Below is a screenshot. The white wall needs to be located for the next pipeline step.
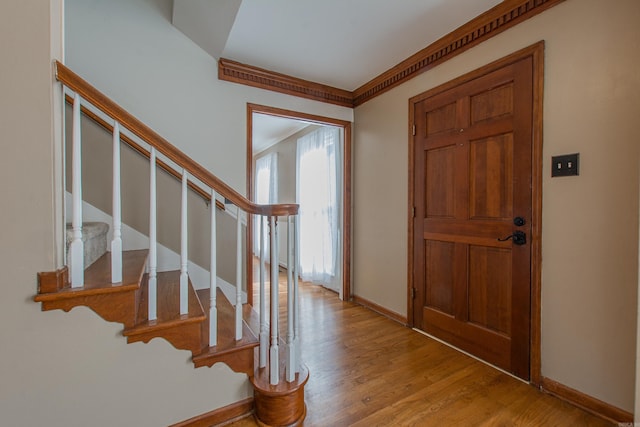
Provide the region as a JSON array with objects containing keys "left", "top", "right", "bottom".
[
  {"left": 65, "top": 0, "right": 353, "bottom": 197},
  {"left": 353, "top": 0, "right": 639, "bottom": 413},
  {"left": 0, "top": 1, "right": 353, "bottom": 425},
  {"left": 0, "top": 1, "right": 255, "bottom": 426}
]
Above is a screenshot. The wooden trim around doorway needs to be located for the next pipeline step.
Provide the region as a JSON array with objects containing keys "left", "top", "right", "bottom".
[
  {"left": 407, "top": 41, "right": 544, "bottom": 385},
  {"left": 246, "top": 104, "right": 353, "bottom": 302}
]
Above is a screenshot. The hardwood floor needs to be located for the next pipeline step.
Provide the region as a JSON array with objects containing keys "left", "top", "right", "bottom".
[{"left": 230, "top": 264, "right": 613, "bottom": 426}]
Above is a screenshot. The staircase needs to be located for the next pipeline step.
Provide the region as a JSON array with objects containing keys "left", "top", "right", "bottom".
[
  {"left": 34, "top": 61, "right": 308, "bottom": 427},
  {"left": 35, "top": 247, "right": 260, "bottom": 377}
]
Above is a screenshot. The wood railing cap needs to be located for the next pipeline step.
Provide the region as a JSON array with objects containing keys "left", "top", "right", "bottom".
[{"left": 54, "top": 60, "right": 298, "bottom": 217}]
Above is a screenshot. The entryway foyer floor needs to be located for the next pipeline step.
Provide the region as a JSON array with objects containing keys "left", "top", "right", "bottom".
[{"left": 229, "top": 269, "right": 612, "bottom": 426}]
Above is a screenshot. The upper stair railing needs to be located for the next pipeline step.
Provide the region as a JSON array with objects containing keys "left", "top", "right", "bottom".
[{"left": 55, "top": 61, "right": 301, "bottom": 384}]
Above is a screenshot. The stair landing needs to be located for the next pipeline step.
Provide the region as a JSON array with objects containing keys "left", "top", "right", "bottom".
[{"left": 34, "top": 250, "right": 147, "bottom": 327}]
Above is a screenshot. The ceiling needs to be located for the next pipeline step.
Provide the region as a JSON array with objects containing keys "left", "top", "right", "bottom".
[
  {"left": 171, "top": 0, "right": 503, "bottom": 152},
  {"left": 251, "top": 114, "right": 311, "bottom": 154}
]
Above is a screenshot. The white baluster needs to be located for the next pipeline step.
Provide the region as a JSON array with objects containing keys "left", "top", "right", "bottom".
[
  {"left": 286, "top": 216, "right": 296, "bottom": 382},
  {"left": 180, "top": 169, "right": 188, "bottom": 315},
  {"left": 294, "top": 215, "right": 301, "bottom": 373},
  {"left": 269, "top": 216, "right": 280, "bottom": 385},
  {"left": 70, "top": 93, "right": 84, "bottom": 287},
  {"left": 148, "top": 147, "right": 157, "bottom": 321},
  {"left": 209, "top": 189, "right": 217, "bottom": 346},
  {"left": 235, "top": 207, "right": 243, "bottom": 340},
  {"left": 111, "top": 122, "right": 122, "bottom": 283},
  {"left": 259, "top": 215, "right": 268, "bottom": 368}
]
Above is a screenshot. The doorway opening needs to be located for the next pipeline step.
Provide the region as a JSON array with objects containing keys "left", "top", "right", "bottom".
[{"left": 246, "top": 103, "right": 352, "bottom": 301}]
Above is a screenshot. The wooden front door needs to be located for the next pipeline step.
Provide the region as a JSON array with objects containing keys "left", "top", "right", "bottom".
[{"left": 411, "top": 56, "right": 533, "bottom": 380}]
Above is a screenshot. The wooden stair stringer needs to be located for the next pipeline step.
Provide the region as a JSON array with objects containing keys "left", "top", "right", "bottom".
[
  {"left": 34, "top": 250, "right": 148, "bottom": 328},
  {"left": 123, "top": 271, "right": 206, "bottom": 355},
  {"left": 192, "top": 288, "right": 259, "bottom": 376}
]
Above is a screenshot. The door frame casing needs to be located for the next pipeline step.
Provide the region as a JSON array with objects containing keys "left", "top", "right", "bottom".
[
  {"left": 246, "top": 103, "right": 353, "bottom": 302},
  {"left": 407, "top": 41, "right": 544, "bottom": 385}
]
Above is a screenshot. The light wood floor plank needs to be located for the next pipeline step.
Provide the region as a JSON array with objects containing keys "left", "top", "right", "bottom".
[{"left": 228, "top": 267, "right": 613, "bottom": 426}]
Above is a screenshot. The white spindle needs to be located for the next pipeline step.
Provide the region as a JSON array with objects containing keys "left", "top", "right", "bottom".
[
  {"left": 148, "top": 147, "right": 157, "bottom": 321},
  {"left": 259, "top": 215, "right": 268, "bottom": 368},
  {"left": 111, "top": 122, "right": 123, "bottom": 283},
  {"left": 70, "top": 93, "right": 84, "bottom": 287},
  {"left": 269, "top": 216, "right": 280, "bottom": 384},
  {"left": 180, "top": 169, "right": 188, "bottom": 315},
  {"left": 235, "top": 207, "right": 243, "bottom": 340},
  {"left": 209, "top": 189, "right": 217, "bottom": 346},
  {"left": 286, "top": 216, "right": 296, "bottom": 382},
  {"left": 294, "top": 216, "right": 301, "bottom": 373}
]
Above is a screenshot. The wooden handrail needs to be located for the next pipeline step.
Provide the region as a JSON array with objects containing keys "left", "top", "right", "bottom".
[
  {"left": 64, "top": 94, "right": 225, "bottom": 211},
  {"left": 55, "top": 61, "right": 298, "bottom": 217}
]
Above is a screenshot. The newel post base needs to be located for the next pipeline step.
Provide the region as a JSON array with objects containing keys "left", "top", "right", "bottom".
[{"left": 250, "top": 364, "right": 309, "bottom": 427}]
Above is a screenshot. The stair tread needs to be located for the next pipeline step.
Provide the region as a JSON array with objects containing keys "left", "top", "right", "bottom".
[
  {"left": 193, "top": 288, "right": 258, "bottom": 361},
  {"left": 125, "top": 270, "right": 205, "bottom": 335},
  {"left": 34, "top": 250, "right": 148, "bottom": 301}
]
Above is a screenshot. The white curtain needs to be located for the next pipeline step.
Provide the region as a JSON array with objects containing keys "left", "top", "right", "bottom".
[
  {"left": 296, "top": 127, "right": 341, "bottom": 286},
  {"left": 254, "top": 152, "right": 278, "bottom": 258}
]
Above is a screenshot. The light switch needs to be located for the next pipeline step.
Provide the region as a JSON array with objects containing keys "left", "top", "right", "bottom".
[{"left": 551, "top": 153, "right": 579, "bottom": 177}]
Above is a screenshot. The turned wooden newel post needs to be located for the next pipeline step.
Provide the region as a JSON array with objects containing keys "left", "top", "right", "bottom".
[{"left": 251, "top": 364, "right": 309, "bottom": 427}]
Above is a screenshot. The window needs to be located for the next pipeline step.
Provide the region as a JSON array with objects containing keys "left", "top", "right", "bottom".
[{"left": 297, "top": 127, "right": 341, "bottom": 285}]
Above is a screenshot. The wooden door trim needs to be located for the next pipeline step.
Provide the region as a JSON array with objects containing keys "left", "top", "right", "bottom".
[
  {"left": 407, "top": 41, "right": 544, "bottom": 385},
  {"left": 246, "top": 103, "right": 353, "bottom": 302}
]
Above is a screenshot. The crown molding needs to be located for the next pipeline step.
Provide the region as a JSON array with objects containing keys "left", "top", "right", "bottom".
[
  {"left": 218, "top": 58, "right": 354, "bottom": 108},
  {"left": 218, "top": 0, "right": 565, "bottom": 107},
  {"left": 352, "top": 0, "right": 565, "bottom": 105}
]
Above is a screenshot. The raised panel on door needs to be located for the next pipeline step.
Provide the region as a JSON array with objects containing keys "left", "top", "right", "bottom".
[
  {"left": 424, "top": 240, "right": 455, "bottom": 315},
  {"left": 468, "top": 245, "right": 512, "bottom": 335}
]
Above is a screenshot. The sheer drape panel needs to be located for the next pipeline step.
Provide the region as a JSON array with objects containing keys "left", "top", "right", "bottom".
[
  {"left": 296, "top": 127, "right": 340, "bottom": 284},
  {"left": 254, "top": 153, "right": 278, "bottom": 258}
]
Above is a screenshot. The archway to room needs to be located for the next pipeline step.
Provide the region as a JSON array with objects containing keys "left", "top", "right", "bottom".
[{"left": 245, "top": 103, "right": 352, "bottom": 303}]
